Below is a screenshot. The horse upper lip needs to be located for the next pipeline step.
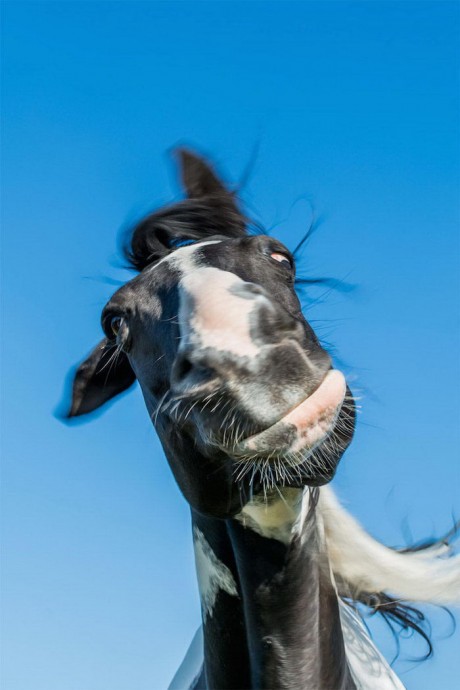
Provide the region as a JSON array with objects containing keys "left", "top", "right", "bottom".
[
  {"left": 235, "top": 371, "right": 331, "bottom": 441},
  {"left": 233, "top": 369, "right": 346, "bottom": 454}
]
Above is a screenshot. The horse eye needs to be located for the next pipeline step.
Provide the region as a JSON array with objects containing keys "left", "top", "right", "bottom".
[
  {"left": 270, "top": 252, "right": 293, "bottom": 269},
  {"left": 111, "top": 316, "right": 123, "bottom": 336}
]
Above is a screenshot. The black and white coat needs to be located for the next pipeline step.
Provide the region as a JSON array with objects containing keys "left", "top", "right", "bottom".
[{"left": 65, "top": 149, "right": 460, "bottom": 690}]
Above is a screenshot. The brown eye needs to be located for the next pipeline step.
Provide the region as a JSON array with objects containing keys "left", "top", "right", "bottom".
[
  {"left": 270, "top": 252, "right": 293, "bottom": 269},
  {"left": 111, "top": 316, "right": 123, "bottom": 337}
]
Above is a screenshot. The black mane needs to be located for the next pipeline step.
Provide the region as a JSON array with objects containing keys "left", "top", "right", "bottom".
[{"left": 125, "top": 198, "right": 247, "bottom": 271}]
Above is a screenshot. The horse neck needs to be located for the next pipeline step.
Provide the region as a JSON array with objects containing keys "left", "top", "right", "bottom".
[
  {"left": 191, "top": 509, "right": 251, "bottom": 689},
  {"left": 192, "top": 488, "right": 356, "bottom": 690}
]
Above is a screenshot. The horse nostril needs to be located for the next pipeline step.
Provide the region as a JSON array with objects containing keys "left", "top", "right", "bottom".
[
  {"left": 172, "top": 354, "right": 194, "bottom": 383},
  {"left": 171, "top": 353, "right": 214, "bottom": 391}
]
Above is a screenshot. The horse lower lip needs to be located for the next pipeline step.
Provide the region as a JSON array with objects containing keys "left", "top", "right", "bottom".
[{"left": 233, "top": 369, "right": 347, "bottom": 457}]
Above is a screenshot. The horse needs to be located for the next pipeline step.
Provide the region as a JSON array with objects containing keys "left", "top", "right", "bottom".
[{"left": 64, "top": 149, "right": 460, "bottom": 689}]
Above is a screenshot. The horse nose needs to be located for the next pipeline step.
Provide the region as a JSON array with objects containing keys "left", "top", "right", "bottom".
[{"left": 172, "top": 268, "right": 307, "bottom": 391}]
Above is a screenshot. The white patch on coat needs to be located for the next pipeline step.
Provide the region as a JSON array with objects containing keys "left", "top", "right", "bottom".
[
  {"left": 145, "top": 239, "right": 223, "bottom": 275},
  {"left": 339, "top": 600, "right": 405, "bottom": 690},
  {"left": 237, "top": 487, "right": 308, "bottom": 544},
  {"left": 319, "top": 487, "right": 460, "bottom": 605},
  {"left": 193, "top": 527, "right": 238, "bottom": 620},
  {"left": 137, "top": 242, "right": 221, "bottom": 329},
  {"left": 148, "top": 240, "right": 264, "bottom": 360},
  {"left": 179, "top": 267, "right": 264, "bottom": 359}
]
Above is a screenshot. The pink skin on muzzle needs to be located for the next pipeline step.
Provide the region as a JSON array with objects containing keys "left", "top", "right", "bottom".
[{"left": 234, "top": 370, "right": 347, "bottom": 459}]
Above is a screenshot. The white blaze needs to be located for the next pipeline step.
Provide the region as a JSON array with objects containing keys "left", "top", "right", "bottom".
[{"left": 179, "top": 266, "right": 262, "bottom": 359}]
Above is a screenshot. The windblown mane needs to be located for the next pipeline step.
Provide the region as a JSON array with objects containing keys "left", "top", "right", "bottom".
[
  {"left": 125, "top": 198, "right": 247, "bottom": 271},
  {"left": 124, "top": 148, "right": 249, "bottom": 271},
  {"left": 319, "top": 488, "right": 460, "bottom": 657}
]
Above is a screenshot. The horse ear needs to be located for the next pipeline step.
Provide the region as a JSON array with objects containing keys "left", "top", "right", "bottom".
[
  {"left": 64, "top": 338, "right": 136, "bottom": 418},
  {"left": 125, "top": 149, "right": 247, "bottom": 271},
  {"left": 175, "top": 148, "right": 235, "bottom": 200}
]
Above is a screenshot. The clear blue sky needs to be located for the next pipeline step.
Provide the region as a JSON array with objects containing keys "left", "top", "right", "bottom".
[{"left": 2, "top": 2, "right": 459, "bottom": 689}]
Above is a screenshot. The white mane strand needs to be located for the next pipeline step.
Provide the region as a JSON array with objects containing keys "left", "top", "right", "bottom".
[{"left": 319, "top": 487, "right": 460, "bottom": 606}]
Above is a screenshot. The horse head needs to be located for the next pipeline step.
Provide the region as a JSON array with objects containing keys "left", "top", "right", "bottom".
[{"left": 65, "top": 149, "right": 355, "bottom": 517}]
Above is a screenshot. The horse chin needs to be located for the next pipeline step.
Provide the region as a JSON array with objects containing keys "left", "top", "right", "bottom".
[
  {"left": 182, "top": 369, "right": 354, "bottom": 490},
  {"left": 231, "top": 419, "right": 352, "bottom": 490},
  {"left": 209, "top": 370, "right": 354, "bottom": 489}
]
